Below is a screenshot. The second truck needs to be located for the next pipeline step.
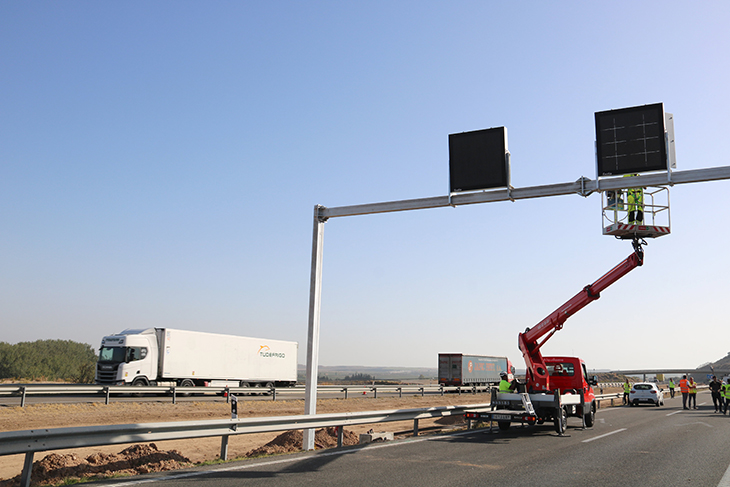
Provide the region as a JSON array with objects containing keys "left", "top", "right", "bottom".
[{"left": 466, "top": 238, "right": 645, "bottom": 434}]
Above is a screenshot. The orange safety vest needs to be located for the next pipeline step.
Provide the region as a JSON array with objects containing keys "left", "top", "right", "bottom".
[{"left": 679, "top": 378, "right": 689, "bottom": 393}]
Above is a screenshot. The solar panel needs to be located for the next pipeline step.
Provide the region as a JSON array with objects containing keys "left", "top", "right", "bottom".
[
  {"left": 449, "top": 127, "right": 509, "bottom": 193},
  {"left": 595, "top": 103, "right": 667, "bottom": 176}
]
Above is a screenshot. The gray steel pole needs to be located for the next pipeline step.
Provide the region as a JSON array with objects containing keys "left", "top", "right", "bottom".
[{"left": 303, "top": 205, "right": 326, "bottom": 451}]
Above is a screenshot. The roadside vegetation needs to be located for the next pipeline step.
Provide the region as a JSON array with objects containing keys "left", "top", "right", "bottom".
[{"left": 0, "top": 340, "right": 97, "bottom": 383}]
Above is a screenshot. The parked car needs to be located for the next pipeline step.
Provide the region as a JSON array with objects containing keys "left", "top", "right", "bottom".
[{"left": 629, "top": 382, "right": 664, "bottom": 407}]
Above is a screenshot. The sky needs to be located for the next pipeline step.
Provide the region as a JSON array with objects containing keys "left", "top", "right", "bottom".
[{"left": 1, "top": 2, "right": 729, "bottom": 372}]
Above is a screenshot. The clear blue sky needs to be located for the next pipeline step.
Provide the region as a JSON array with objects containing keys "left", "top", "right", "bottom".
[{"left": 1, "top": 2, "right": 728, "bottom": 371}]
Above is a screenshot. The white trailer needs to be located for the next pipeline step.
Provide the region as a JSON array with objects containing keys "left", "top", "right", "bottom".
[{"left": 95, "top": 328, "right": 298, "bottom": 390}]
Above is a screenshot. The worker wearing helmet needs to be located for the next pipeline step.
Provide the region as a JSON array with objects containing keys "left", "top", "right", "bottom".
[
  {"left": 624, "top": 173, "right": 644, "bottom": 225},
  {"left": 498, "top": 372, "right": 516, "bottom": 393}
]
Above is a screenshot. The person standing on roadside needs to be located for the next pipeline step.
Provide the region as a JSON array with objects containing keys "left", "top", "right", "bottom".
[
  {"left": 709, "top": 376, "right": 723, "bottom": 412},
  {"left": 623, "top": 378, "right": 631, "bottom": 406},
  {"left": 668, "top": 378, "right": 675, "bottom": 398},
  {"left": 679, "top": 375, "right": 690, "bottom": 410},
  {"left": 723, "top": 380, "right": 730, "bottom": 415},
  {"left": 688, "top": 376, "right": 698, "bottom": 409}
]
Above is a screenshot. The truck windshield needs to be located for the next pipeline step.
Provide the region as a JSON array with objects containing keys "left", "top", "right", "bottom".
[
  {"left": 98, "top": 346, "right": 147, "bottom": 363},
  {"left": 547, "top": 362, "right": 575, "bottom": 377},
  {"left": 98, "top": 347, "right": 127, "bottom": 363}
]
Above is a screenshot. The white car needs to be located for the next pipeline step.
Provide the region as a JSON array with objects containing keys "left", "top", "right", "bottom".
[{"left": 629, "top": 382, "right": 664, "bottom": 407}]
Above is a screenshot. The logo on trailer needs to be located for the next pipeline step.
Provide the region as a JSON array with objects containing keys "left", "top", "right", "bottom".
[
  {"left": 258, "top": 345, "right": 285, "bottom": 359},
  {"left": 468, "top": 361, "right": 473, "bottom": 373}
]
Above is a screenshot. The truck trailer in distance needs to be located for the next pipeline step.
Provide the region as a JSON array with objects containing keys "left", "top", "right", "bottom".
[
  {"left": 438, "top": 353, "right": 514, "bottom": 387},
  {"left": 95, "top": 328, "right": 298, "bottom": 390}
]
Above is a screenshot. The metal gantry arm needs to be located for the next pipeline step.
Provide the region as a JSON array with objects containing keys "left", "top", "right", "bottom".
[
  {"left": 303, "top": 165, "right": 730, "bottom": 449},
  {"left": 518, "top": 239, "right": 645, "bottom": 393}
]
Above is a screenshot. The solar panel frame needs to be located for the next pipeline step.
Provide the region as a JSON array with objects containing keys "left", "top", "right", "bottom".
[
  {"left": 595, "top": 103, "right": 667, "bottom": 177},
  {"left": 448, "top": 127, "right": 509, "bottom": 193}
]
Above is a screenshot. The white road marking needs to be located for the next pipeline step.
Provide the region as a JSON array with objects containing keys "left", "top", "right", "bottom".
[
  {"left": 581, "top": 428, "right": 627, "bottom": 443},
  {"left": 718, "top": 461, "right": 730, "bottom": 487}
]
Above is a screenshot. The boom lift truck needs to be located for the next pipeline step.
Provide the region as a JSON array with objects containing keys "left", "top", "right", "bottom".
[{"left": 466, "top": 237, "right": 645, "bottom": 435}]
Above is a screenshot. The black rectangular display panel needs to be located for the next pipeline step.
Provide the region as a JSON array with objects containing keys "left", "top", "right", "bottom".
[
  {"left": 595, "top": 103, "right": 666, "bottom": 176},
  {"left": 449, "top": 127, "right": 508, "bottom": 192}
]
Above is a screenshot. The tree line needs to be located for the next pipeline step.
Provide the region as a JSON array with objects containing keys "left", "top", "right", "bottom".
[{"left": 0, "top": 340, "right": 97, "bottom": 383}]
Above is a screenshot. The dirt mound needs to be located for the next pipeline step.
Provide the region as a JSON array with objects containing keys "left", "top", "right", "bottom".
[
  {"left": 434, "top": 414, "right": 466, "bottom": 426},
  {"left": 0, "top": 443, "right": 191, "bottom": 487},
  {"left": 245, "top": 427, "right": 360, "bottom": 457}
]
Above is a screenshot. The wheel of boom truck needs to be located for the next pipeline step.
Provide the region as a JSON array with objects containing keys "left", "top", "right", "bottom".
[
  {"left": 584, "top": 401, "right": 596, "bottom": 427},
  {"left": 497, "top": 421, "right": 511, "bottom": 431},
  {"left": 553, "top": 406, "right": 567, "bottom": 435}
]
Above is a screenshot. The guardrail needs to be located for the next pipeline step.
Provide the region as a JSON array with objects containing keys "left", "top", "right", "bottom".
[
  {"left": 0, "top": 401, "right": 488, "bottom": 487},
  {"left": 0, "top": 384, "right": 492, "bottom": 407}
]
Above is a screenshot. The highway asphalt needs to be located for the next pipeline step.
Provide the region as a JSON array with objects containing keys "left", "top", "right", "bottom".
[{"left": 86, "top": 390, "right": 730, "bottom": 487}]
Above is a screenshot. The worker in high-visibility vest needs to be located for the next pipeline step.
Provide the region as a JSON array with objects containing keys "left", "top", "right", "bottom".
[
  {"left": 623, "top": 378, "right": 631, "bottom": 406},
  {"left": 498, "top": 371, "right": 516, "bottom": 393},
  {"left": 668, "top": 378, "right": 676, "bottom": 398},
  {"left": 624, "top": 173, "right": 644, "bottom": 225},
  {"left": 679, "top": 375, "right": 690, "bottom": 410},
  {"left": 688, "top": 377, "right": 698, "bottom": 409},
  {"left": 722, "top": 380, "right": 730, "bottom": 415}
]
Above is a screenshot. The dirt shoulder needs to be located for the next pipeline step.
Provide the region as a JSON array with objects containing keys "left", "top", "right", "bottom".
[{"left": 0, "top": 394, "right": 491, "bottom": 482}]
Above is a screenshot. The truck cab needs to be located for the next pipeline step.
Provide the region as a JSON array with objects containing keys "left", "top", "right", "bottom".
[
  {"left": 95, "top": 329, "right": 159, "bottom": 386},
  {"left": 543, "top": 356, "right": 597, "bottom": 400}
]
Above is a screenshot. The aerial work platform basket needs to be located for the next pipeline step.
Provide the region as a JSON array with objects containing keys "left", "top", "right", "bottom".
[{"left": 601, "top": 186, "right": 670, "bottom": 239}]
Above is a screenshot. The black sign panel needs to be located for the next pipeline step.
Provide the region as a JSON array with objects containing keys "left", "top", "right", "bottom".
[
  {"left": 449, "top": 127, "right": 508, "bottom": 193},
  {"left": 595, "top": 103, "right": 667, "bottom": 176}
]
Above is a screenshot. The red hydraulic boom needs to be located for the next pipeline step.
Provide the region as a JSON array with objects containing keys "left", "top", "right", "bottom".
[{"left": 518, "top": 238, "right": 645, "bottom": 393}]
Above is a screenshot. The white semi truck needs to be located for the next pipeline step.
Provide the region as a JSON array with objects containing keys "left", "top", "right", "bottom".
[{"left": 95, "top": 328, "right": 298, "bottom": 390}]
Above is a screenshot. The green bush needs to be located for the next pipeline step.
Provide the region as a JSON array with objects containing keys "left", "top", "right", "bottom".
[{"left": 0, "top": 340, "right": 97, "bottom": 383}]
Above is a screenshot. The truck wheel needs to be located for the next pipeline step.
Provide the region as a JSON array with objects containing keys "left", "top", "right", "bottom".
[
  {"left": 553, "top": 407, "right": 567, "bottom": 435},
  {"left": 179, "top": 379, "right": 195, "bottom": 397},
  {"left": 497, "top": 421, "right": 511, "bottom": 431},
  {"left": 131, "top": 378, "right": 147, "bottom": 397},
  {"left": 584, "top": 402, "right": 596, "bottom": 427},
  {"left": 264, "top": 382, "right": 274, "bottom": 396}
]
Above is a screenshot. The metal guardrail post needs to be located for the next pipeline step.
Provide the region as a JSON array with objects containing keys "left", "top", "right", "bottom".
[
  {"left": 272, "top": 386, "right": 276, "bottom": 401},
  {"left": 472, "top": 386, "right": 476, "bottom": 395},
  {"left": 343, "top": 388, "right": 348, "bottom": 400},
  {"left": 104, "top": 387, "right": 110, "bottom": 405},
  {"left": 420, "top": 387, "right": 424, "bottom": 397},
  {"left": 398, "top": 387, "right": 402, "bottom": 398},
  {"left": 172, "top": 387, "right": 177, "bottom": 405},
  {"left": 21, "top": 451, "right": 33, "bottom": 487},
  {"left": 413, "top": 419, "right": 419, "bottom": 437},
  {"left": 373, "top": 387, "right": 377, "bottom": 399},
  {"left": 336, "top": 425, "right": 343, "bottom": 448},
  {"left": 20, "top": 386, "right": 26, "bottom": 408},
  {"left": 220, "top": 436, "right": 229, "bottom": 461},
  {"left": 225, "top": 387, "right": 230, "bottom": 404},
  {"left": 440, "top": 386, "right": 444, "bottom": 396}
]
